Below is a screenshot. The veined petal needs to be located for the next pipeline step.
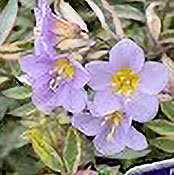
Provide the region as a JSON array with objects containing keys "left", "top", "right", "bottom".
[
  {"left": 89, "top": 90, "right": 122, "bottom": 117},
  {"left": 109, "top": 39, "right": 145, "bottom": 72},
  {"left": 32, "top": 74, "right": 57, "bottom": 112},
  {"left": 34, "top": 0, "right": 57, "bottom": 54},
  {"left": 63, "top": 87, "right": 87, "bottom": 113},
  {"left": 20, "top": 55, "right": 53, "bottom": 80},
  {"left": 126, "top": 127, "right": 148, "bottom": 150},
  {"left": 93, "top": 123, "right": 126, "bottom": 155},
  {"left": 85, "top": 61, "right": 111, "bottom": 91},
  {"left": 71, "top": 113, "right": 102, "bottom": 136},
  {"left": 35, "top": 37, "right": 57, "bottom": 59},
  {"left": 138, "top": 61, "right": 169, "bottom": 95},
  {"left": 73, "top": 61, "right": 90, "bottom": 89},
  {"left": 35, "top": 0, "right": 56, "bottom": 34},
  {"left": 124, "top": 92, "right": 159, "bottom": 123}
]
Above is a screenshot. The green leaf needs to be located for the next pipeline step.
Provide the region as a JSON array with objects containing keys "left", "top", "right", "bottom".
[
  {"left": 146, "top": 119, "right": 174, "bottom": 136},
  {"left": 7, "top": 60, "right": 21, "bottom": 76},
  {"left": 8, "top": 103, "right": 36, "bottom": 117},
  {"left": 56, "top": 0, "right": 88, "bottom": 32},
  {"left": 84, "top": 0, "right": 112, "bottom": 34},
  {"left": 0, "top": 75, "right": 9, "bottom": 85},
  {"left": 2, "top": 86, "right": 32, "bottom": 99},
  {"left": 78, "top": 0, "right": 112, "bottom": 38},
  {"left": 63, "top": 127, "right": 82, "bottom": 174},
  {"left": 81, "top": 135, "right": 95, "bottom": 164},
  {"left": 57, "top": 113, "right": 70, "bottom": 124},
  {"left": 0, "top": 0, "right": 8, "bottom": 11},
  {"left": 7, "top": 14, "right": 34, "bottom": 42},
  {"left": 0, "top": 120, "right": 27, "bottom": 159},
  {"left": 29, "top": 129, "right": 65, "bottom": 173},
  {"left": 123, "top": 0, "right": 145, "bottom": 2},
  {"left": 5, "top": 145, "right": 44, "bottom": 175},
  {"left": 98, "top": 165, "right": 120, "bottom": 175},
  {"left": 161, "top": 101, "right": 174, "bottom": 121},
  {"left": 110, "top": 0, "right": 144, "bottom": 3},
  {"left": 114, "top": 5, "right": 145, "bottom": 22},
  {"left": 0, "top": 0, "right": 18, "bottom": 44},
  {"left": 19, "top": 0, "right": 37, "bottom": 10},
  {"left": 99, "top": 148, "right": 151, "bottom": 160},
  {"left": 150, "top": 136, "right": 174, "bottom": 153},
  {"left": 0, "top": 95, "right": 19, "bottom": 120}
]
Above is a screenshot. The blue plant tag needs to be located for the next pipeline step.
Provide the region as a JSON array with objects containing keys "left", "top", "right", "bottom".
[{"left": 125, "top": 159, "right": 174, "bottom": 175}]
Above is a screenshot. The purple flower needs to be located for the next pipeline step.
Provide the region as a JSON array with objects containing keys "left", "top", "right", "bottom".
[
  {"left": 86, "top": 39, "right": 169, "bottom": 122},
  {"left": 34, "top": 0, "right": 57, "bottom": 57},
  {"left": 72, "top": 39, "right": 169, "bottom": 155},
  {"left": 21, "top": 0, "right": 89, "bottom": 113},
  {"left": 21, "top": 52, "right": 89, "bottom": 113},
  {"left": 72, "top": 96, "right": 148, "bottom": 155}
]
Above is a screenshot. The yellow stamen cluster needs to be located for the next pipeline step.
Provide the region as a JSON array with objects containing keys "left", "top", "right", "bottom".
[
  {"left": 49, "top": 60, "right": 75, "bottom": 91},
  {"left": 111, "top": 69, "right": 138, "bottom": 95},
  {"left": 102, "top": 111, "right": 124, "bottom": 142},
  {"left": 55, "top": 60, "right": 75, "bottom": 79}
]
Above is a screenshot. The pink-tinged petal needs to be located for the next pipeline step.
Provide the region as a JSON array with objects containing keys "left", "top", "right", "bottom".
[
  {"left": 20, "top": 55, "right": 53, "bottom": 79},
  {"left": 73, "top": 61, "right": 90, "bottom": 89},
  {"left": 138, "top": 61, "right": 169, "bottom": 95},
  {"left": 63, "top": 87, "right": 87, "bottom": 113},
  {"left": 85, "top": 61, "right": 112, "bottom": 91},
  {"left": 93, "top": 124, "right": 126, "bottom": 155},
  {"left": 126, "top": 127, "right": 148, "bottom": 150},
  {"left": 124, "top": 92, "right": 159, "bottom": 123},
  {"left": 89, "top": 90, "right": 122, "bottom": 117},
  {"left": 71, "top": 113, "right": 102, "bottom": 136},
  {"left": 109, "top": 39, "right": 145, "bottom": 72}
]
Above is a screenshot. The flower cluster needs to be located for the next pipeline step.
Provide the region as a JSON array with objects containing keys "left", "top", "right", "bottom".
[
  {"left": 72, "top": 39, "right": 169, "bottom": 155},
  {"left": 21, "top": 0, "right": 89, "bottom": 113},
  {"left": 20, "top": 0, "right": 169, "bottom": 155}
]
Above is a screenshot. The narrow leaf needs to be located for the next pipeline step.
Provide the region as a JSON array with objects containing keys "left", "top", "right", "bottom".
[
  {"left": 0, "top": 52, "right": 21, "bottom": 60},
  {"left": 84, "top": 0, "right": 110, "bottom": 33},
  {"left": 8, "top": 102, "right": 36, "bottom": 117},
  {"left": 0, "top": 95, "right": 19, "bottom": 120},
  {"left": 55, "top": 0, "right": 88, "bottom": 32},
  {"left": 98, "top": 165, "right": 120, "bottom": 175},
  {"left": 30, "top": 130, "right": 65, "bottom": 173},
  {"left": 100, "top": 0, "right": 125, "bottom": 39},
  {"left": 63, "top": 127, "right": 82, "bottom": 174},
  {"left": 115, "top": 5, "right": 145, "bottom": 22},
  {"left": 0, "top": 120, "right": 26, "bottom": 158},
  {"left": 0, "top": 0, "right": 18, "bottom": 44},
  {"left": 124, "top": 0, "right": 145, "bottom": 2},
  {"left": 146, "top": 119, "right": 174, "bottom": 136},
  {"left": 161, "top": 101, "right": 174, "bottom": 121},
  {"left": 98, "top": 148, "right": 151, "bottom": 160},
  {"left": 146, "top": 2, "right": 162, "bottom": 42},
  {"left": 150, "top": 136, "right": 174, "bottom": 153},
  {"left": 0, "top": 76, "right": 9, "bottom": 85},
  {"left": 2, "top": 86, "right": 32, "bottom": 99}
]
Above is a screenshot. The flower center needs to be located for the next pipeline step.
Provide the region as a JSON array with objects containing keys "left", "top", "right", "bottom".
[
  {"left": 102, "top": 111, "right": 124, "bottom": 142},
  {"left": 111, "top": 69, "right": 138, "bottom": 95},
  {"left": 55, "top": 60, "right": 75, "bottom": 79},
  {"left": 49, "top": 60, "right": 75, "bottom": 91}
]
